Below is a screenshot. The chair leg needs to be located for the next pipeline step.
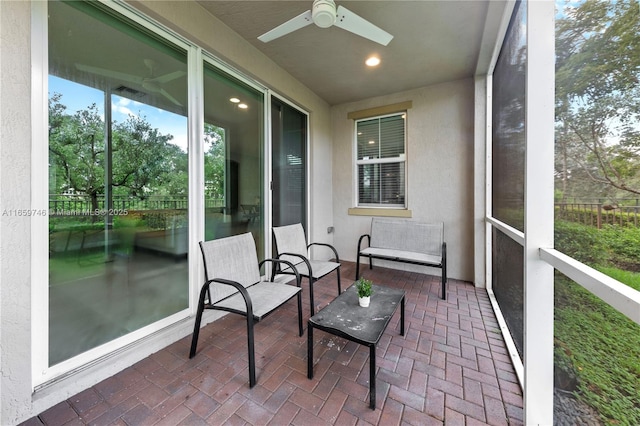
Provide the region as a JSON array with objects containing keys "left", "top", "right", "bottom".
[
  {"left": 355, "top": 255, "right": 360, "bottom": 280},
  {"left": 441, "top": 271, "right": 447, "bottom": 300},
  {"left": 296, "top": 291, "right": 303, "bottom": 336},
  {"left": 309, "top": 277, "right": 316, "bottom": 316},
  {"left": 246, "top": 315, "right": 256, "bottom": 388},
  {"left": 336, "top": 267, "right": 342, "bottom": 294},
  {"left": 189, "top": 283, "right": 209, "bottom": 358}
]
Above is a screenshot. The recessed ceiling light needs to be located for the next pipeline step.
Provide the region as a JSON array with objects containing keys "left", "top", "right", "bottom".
[
  {"left": 368, "top": 140, "right": 375, "bottom": 144},
  {"left": 365, "top": 56, "right": 380, "bottom": 67},
  {"left": 238, "top": 103, "right": 248, "bottom": 109},
  {"left": 230, "top": 97, "right": 240, "bottom": 103}
]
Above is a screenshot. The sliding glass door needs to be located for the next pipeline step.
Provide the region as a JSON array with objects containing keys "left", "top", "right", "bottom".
[
  {"left": 203, "top": 63, "right": 265, "bottom": 257},
  {"left": 48, "top": 1, "right": 189, "bottom": 365},
  {"left": 271, "top": 97, "right": 307, "bottom": 229}
]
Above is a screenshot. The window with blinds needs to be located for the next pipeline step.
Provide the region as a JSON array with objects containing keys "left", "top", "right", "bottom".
[{"left": 355, "top": 113, "right": 406, "bottom": 207}]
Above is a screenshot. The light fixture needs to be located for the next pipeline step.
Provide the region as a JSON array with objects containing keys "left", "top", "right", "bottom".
[
  {"left": 365, "top": 56, "right": 380, "bottom": 67},
  {"left": 238, "top": 103, "right": 248, "bottom": 109},
  {"left": 229, "top": 97, "right": 240, "bottom": 103},
  {"left": 368, "top": 140, "right": 375, "bottom": 144}
]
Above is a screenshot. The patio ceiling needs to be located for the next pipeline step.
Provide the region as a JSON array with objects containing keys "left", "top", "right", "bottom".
[{"left": 196, "top": 1, "right": 507, "bottom": 105}]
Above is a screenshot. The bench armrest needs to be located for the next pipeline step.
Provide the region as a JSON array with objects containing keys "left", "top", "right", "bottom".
[
  {"left": 308, "top": 242, "right": 340, "bottom": 263},
  {"left": 357, "top": 234, "right": 371, "bottom": 253}
]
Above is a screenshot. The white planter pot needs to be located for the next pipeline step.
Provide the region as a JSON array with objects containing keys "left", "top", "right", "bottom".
[{"left": 358, "top": 296, "right": 370, "bottom": 307}]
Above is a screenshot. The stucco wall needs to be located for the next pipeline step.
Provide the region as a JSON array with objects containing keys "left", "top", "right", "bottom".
[
  {"left": 1, "top": 1, "right": 34, "bottom": 424},
  {"left": 331, "top": 79, "right": 475, "bottom": 283}
]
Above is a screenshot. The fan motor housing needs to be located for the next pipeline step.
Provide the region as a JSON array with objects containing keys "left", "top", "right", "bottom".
[{"left": 312, "top": 0, "right": 337, "bottom": 28}]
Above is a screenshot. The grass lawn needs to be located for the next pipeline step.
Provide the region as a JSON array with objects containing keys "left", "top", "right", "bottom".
[{"left": 554, "top": 263, "right": 640, "bottom": 425}]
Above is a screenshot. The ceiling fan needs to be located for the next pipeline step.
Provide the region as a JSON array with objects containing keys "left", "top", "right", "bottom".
[
  {"left": 258, "top": 0, "right": 393, "bottom": 46},
  {"left": 75, "top": 59, "right": 186, "bottom": 106}
]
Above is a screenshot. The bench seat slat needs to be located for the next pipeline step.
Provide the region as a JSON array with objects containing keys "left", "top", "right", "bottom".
[{"left": 359, "top": 247, "right": 442, "bottom": 266}]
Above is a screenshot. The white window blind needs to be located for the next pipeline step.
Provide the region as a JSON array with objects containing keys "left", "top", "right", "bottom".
[{"left": 356, "top": 113, "right": 406, "bottom": 207}]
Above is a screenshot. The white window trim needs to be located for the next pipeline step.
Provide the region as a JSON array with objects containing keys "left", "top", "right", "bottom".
[{"left": 353, "top": 112, "right": 407, "bottom": 209}]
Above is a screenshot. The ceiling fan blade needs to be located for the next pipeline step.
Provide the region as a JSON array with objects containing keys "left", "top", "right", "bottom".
[
  {"left": 151, "top": 70, "right": 186, "bottom": 84},
  {"left": 334, "top": 5, "right": 393, "bottom": 46},
  {"left": 258, "top": 10, "right": 313, "bottom": 43},
  {"left": 159, "top": 88, "right": 182, "bottom": 106},
  {"left": 75, "top": 63, "right": 144, "bottom": 85}
]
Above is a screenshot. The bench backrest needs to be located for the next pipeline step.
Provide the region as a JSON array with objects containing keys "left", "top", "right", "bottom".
[
  {"left": 369, "top": 218, "right": 443, "bottom": 256},
  {"left": 199, "top": 232, "right": 261, "bottom": 304}
]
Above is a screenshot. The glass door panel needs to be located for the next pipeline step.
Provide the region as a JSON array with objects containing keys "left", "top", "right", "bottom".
[
  {"left": 48, "top": 1, "right": 188, "bottom": 365},
  {"left": 272, "top": 98, "right": 307, "bottom": 229},
  {"left": 203, "top": 64, "right": 265, "bottom": 258}
]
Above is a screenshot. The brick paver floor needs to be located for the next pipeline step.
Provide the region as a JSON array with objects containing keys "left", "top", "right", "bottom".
[{"left": 22, "top": 261, "right": 523, "bottom": 425}]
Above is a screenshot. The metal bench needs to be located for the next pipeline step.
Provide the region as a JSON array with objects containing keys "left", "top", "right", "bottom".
[{"left": 356, "top": 218, "right": 447, "bottom": 300}]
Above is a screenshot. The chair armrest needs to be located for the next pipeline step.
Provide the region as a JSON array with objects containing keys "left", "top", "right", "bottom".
[
  {"left": 275, "top": 252, "right": 314, "bottom": 278},
  {"left": 260, "top": 258, "right": 302, "bottom": 287},
  {"left": 204, "top": 278, "right": 253, "bottom": 317},
  {"left": 308, "top": 242, "right": 340, "bottom": 263},
  {"left": 357, "top": 234, "right": 371, "bottom": 252}
]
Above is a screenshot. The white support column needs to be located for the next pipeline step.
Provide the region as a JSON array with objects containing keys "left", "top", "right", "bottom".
[
  {"left": 188, "top": 46, "right": 204, "bottom": 315},
  {"left": 524, "top": 1, "right": 555, "bottom": 424},
  {"left": 473, "top": 75, "right": 487, "bottom": 288}
]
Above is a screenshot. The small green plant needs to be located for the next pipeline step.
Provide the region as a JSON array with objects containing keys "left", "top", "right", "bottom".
[{"left": 356, "top": 278, "right": 373, "bottom": 298}]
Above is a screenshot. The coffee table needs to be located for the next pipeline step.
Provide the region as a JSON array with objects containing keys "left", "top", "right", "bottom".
[{"left": 307, "top": 283, "right": 405, "bottom": 409}]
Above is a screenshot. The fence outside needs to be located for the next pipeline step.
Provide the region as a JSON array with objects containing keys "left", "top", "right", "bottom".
[
  {"left": 555, "top": 203, "right": 640, "bottom": 228},
  {"left": 49, "top": 194, "right": 224, "bottom": 215}
]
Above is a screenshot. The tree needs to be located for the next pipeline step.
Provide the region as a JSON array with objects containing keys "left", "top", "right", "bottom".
[
  {"left": 111, "top": 114, "right": 181, "bottom": 198},
  {"left": 49, "top": 95, "right": 105, "bottom": 212},
  {"left": 204, "top": 123, "right": 226, "bottom": 200},
  {"left": 49, "top": 93, "right": 184, "bottom": 214},
  {"left": 555, "top": 0, "right": 640, "bottom": 200}
]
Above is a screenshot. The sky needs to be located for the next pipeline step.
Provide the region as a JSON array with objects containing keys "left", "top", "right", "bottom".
[{"left": 49, "top": 75, "right": 188, "bottom": 152}]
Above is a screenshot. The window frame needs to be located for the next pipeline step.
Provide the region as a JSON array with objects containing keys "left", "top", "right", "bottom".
[{"left": 354, "top": 112, "right": 407, "bottom": 208}]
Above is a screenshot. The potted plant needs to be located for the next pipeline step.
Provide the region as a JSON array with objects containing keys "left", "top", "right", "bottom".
[{"left": 356, "top": 278, "right": 373, "bottom": 307}]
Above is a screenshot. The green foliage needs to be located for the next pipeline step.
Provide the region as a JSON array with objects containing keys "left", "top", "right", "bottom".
[
  {"left": 555, "top": 0, "right": 640, "bottom": 199},
  {"left": 554, "top": 220, "right": 608, "bottom": 264},
  {"left": 355, "top": 278, "right": 373, "bottom": 298},
  {"left": 49, "top": 93, "right": 189, "bottom": 204},
  {"left": 595, "top": 265, "right": 640, "bottom": 292},
  {"left": 599, "top": 225, "right": 640, "bottom": 271},
  {"left": 555, "top": 276, "right": 640, "bottom": 425}
]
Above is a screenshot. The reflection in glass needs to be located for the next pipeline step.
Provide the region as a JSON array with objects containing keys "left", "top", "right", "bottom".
[
  {"left": 203, "top": 64, "right": 264, "bottom": 258},
  {"left": 48, "top": 1, "right": 188, "bottom": 365}
]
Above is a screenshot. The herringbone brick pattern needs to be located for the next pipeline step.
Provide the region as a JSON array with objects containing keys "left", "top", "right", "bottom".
[{"left": 23, "top": 261, "right": 523, "bottom": 425}]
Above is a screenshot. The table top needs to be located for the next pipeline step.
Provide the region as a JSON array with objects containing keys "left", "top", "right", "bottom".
[{"left": 309, "top": 283, "right": 405, "bottom": 345}]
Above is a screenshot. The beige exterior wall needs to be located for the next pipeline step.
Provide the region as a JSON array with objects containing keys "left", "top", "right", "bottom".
[
  {"left": 331, "top": 79, "right": 475, "bottom": 282},
  {"left": 1, "top": 1, "right": 34, "bottom": 424}
]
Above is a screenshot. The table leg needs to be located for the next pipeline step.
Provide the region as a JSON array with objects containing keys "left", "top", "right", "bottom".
[
  {"left": 307, "top": 322, "right": 314, "bottom": 379},
  {"left": 369, "top": 344, "right": 376, "bottom": 409},
  {"left": 401, "top": 295, "right": 405, "bottom": 336}
]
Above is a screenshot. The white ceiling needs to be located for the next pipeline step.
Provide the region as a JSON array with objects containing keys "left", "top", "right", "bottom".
[{"left": 196, "top": 1, "right": 505, "bottom": 105}]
